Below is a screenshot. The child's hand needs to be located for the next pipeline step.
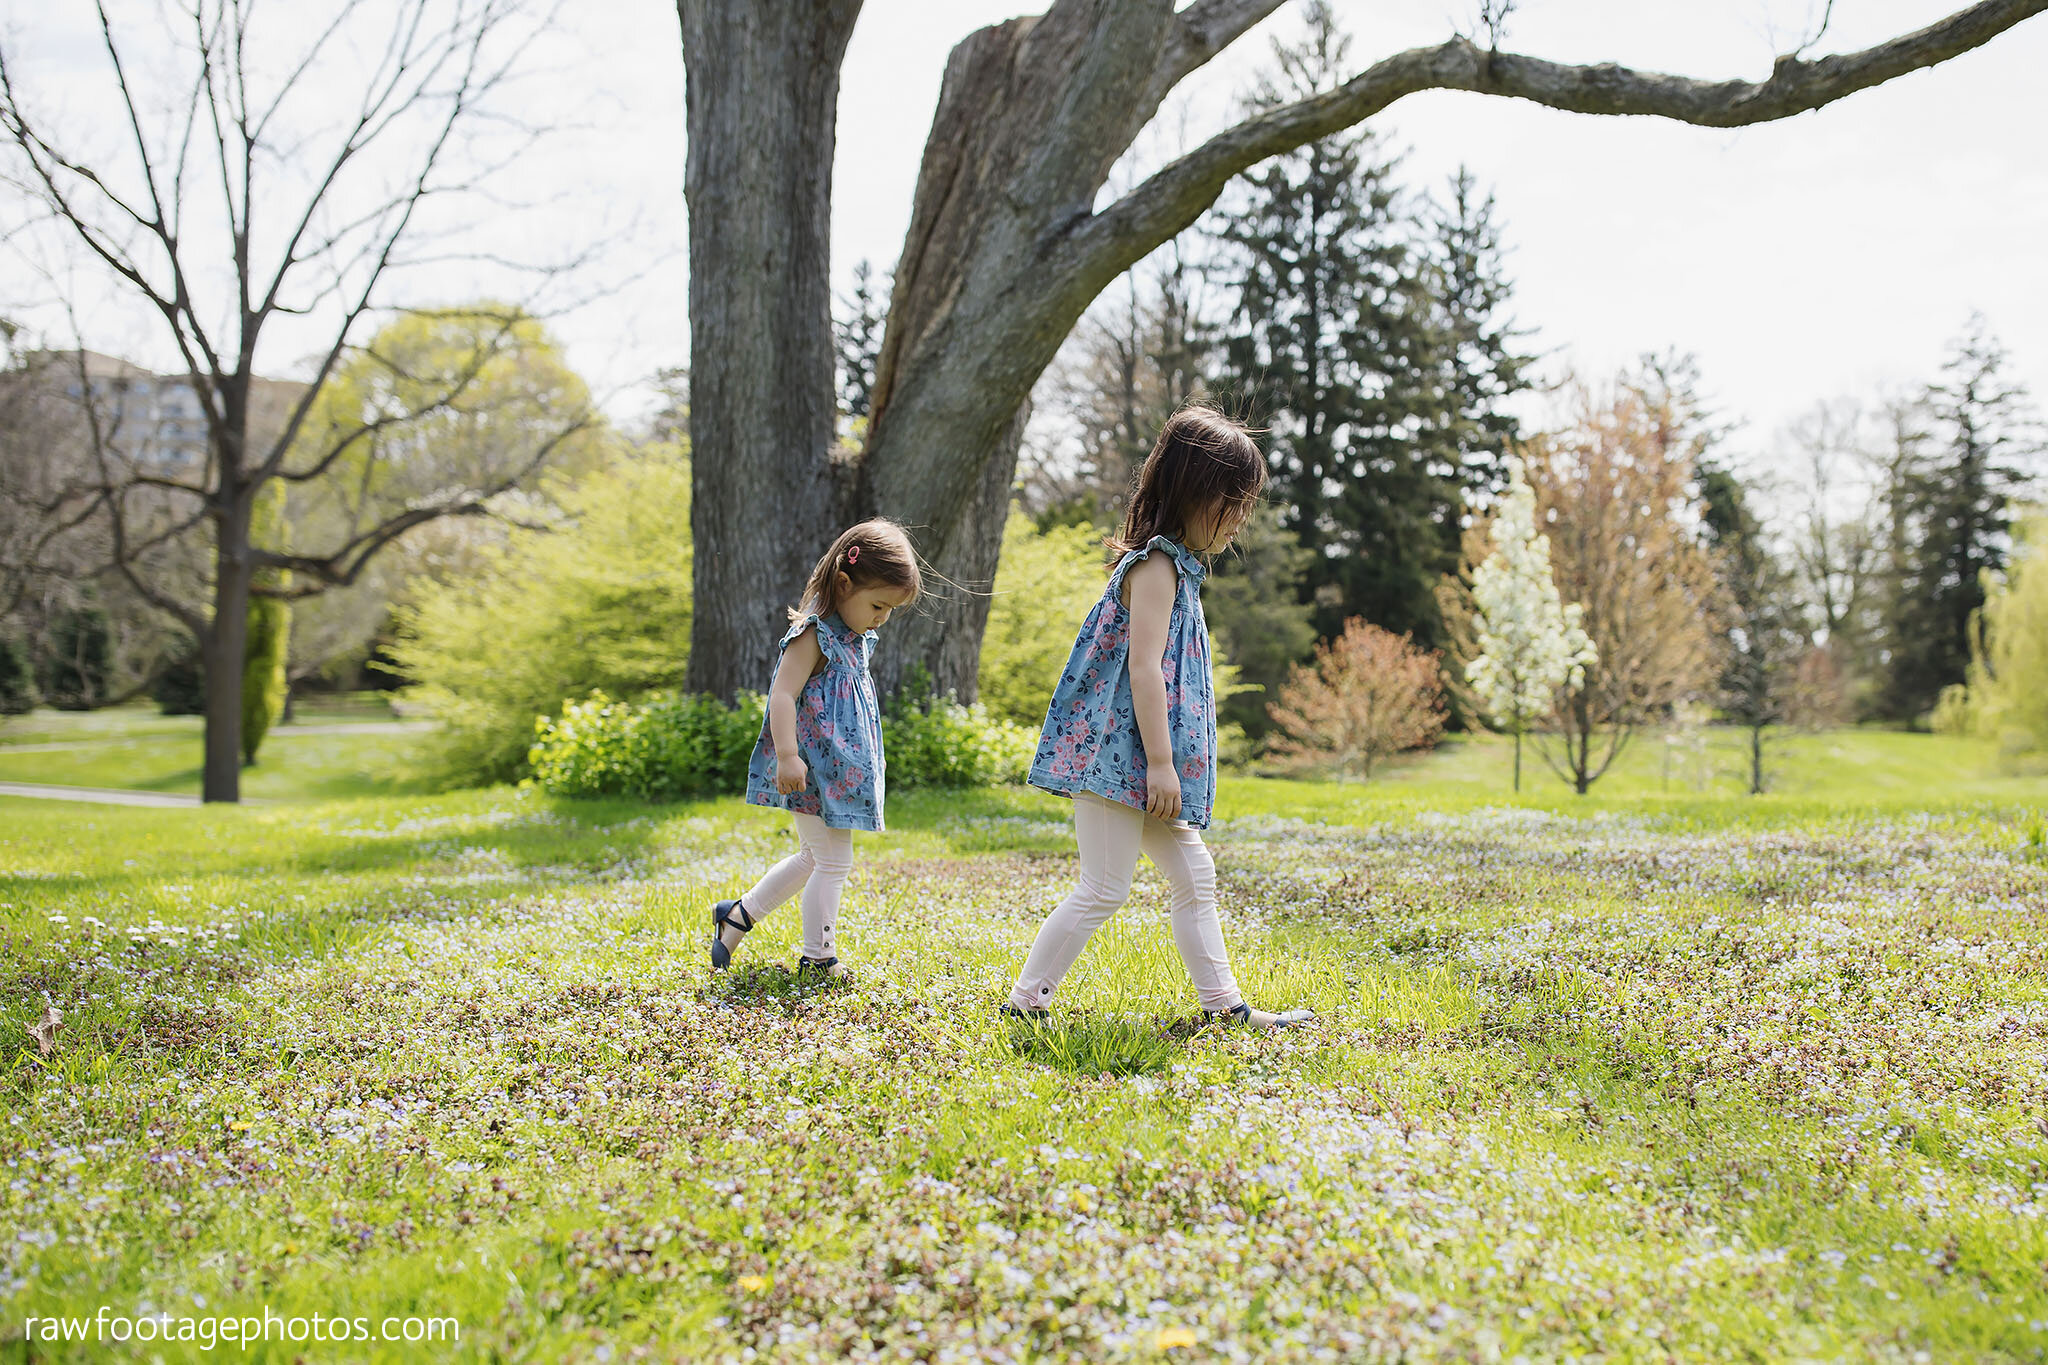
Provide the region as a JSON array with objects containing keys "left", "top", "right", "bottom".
[
  {"left": 776, "top": 754, "right": 808, "bottom": 795},
  {"left": 1145, "top": 761, "right": 1181, "bottom": 821}
]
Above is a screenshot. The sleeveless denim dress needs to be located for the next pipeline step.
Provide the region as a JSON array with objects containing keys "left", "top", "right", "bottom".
[
  {"left": 744, "top": 611, "right": 887, "bottom": 832},
  {"left": 1027, "top": 536, "right": 1219, "bottom": 828}
]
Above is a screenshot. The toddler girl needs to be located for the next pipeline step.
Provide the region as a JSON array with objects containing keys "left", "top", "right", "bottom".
[
  {"left": 710, "top": 519, "right": 921, "bottom": 979},
  {"left": 1008, "top": 407, "right": 1312, "bottom": 1029}
]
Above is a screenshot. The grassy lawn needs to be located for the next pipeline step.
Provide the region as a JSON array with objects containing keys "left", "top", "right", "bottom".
[
  {"left": 2, "top": 733, "right": 2046, "bottom": 1360},
  {"left": 0, "top": 698, "right": 431, "bottom": 801}
]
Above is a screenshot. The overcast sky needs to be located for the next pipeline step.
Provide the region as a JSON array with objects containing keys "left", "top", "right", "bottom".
[{"left": 9, "top": 1, "right": 2045, "bottom": 477}]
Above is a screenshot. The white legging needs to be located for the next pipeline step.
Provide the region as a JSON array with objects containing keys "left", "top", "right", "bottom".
[
  {"left": 1009, "top": 791, "right": 1242, "bottom": 1013},
  {"left": 737, "top": 813, "right": 853, "bottom": 961}
]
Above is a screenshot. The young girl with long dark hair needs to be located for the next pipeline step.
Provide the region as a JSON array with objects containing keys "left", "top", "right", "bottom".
[{"left": 1007, "top": 408, "right": 1313, "bottom": 1029}]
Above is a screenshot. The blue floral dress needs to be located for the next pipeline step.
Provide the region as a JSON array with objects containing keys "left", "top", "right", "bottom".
[
  {"left": 1028, "top": 536, "right": 1219, "bottom": 828},
  {"left": 744, "top": 611, "right": 886, "bottom": 832}
]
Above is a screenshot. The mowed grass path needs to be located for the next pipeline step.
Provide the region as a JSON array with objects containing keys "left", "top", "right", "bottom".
[{"left": 2, "top": 736, "right": 2046, "bottom": 1361}]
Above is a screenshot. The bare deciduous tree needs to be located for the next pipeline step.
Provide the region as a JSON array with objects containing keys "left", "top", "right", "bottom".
[
  {"left": 0, "top": 1, "right": 598, "bottom": 800},
  {"left": 1022, "top": 248, "right": 1212, "bottom": 526},
  {"left": 1526, "top": 383, "right": 1720, "bottom": 794},
  {"left": 1784, "top": 399, "right": 1884, "bottom": 673},
  {"left": 677, "top": 0, "right": 2047, "bottom": 702}
]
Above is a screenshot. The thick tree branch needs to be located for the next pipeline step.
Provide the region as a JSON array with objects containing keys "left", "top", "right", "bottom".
[
  {"left": 1148, "top": 0, "right": 1288, "bottom": 105},
  {"left": 1076, "top": 0, "right": 2048, "bottom": 287},
  {"left": 252, "top": 412, "right": 595, "bottom": 596}
]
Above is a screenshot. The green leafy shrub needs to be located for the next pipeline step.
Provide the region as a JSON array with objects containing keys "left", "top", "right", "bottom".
[
  {"left": 1935, "top": 510, "right": 2048, "bottom": 768},
  {"left": 978, "top": 511, "right": 1105, "bottom": 728},
  {"left": 528, "top": 689, "right": 764, "bottom": 800},
  {"left": 527, "top": 680, "right": 1035, "bottom": 800},
  {"left": 153, "top": 643, "right": 205, "bottom": 715},
  {"left": 0, "top": 635, "right": 37, "bottom": 715},
  {"left": 387, "top": 445, "right": 691, "bottom": 788},
  {"left": 882, "top": 684, "right": 1037, "bottom": 788},
  {"left": 241, "top": 597, "right": 291, "bottom": 765}
]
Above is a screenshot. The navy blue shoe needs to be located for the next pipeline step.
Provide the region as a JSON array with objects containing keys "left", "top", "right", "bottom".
[{"left": 710, "top": 899, "right": 755, "bottom": 970}]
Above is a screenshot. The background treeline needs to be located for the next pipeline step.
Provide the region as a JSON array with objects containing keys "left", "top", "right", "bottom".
[{"left": 944, "top": 4, "right": 2046, "bottom": 791}]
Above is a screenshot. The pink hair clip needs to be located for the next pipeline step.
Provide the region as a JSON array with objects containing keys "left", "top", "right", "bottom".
[{"left": 846, "top": 545, "right": 861, "bottom": 565}]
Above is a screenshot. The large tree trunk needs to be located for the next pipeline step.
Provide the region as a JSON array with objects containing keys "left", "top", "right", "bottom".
[
  {"left": 678, "top": 0, "right": 862, "bottom": 701},
  {"left": 860, "top": 3, "right": 1184, "bottom": 698},
  {"left": 875, "top": 401, "right": 1028, "bottom": 699}
]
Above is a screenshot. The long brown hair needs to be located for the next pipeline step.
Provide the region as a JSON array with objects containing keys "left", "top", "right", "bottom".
[
  {"left": 792, "top": 518, "right": 923, "bottom": 622},
  {"left": 1106, "top": 404, "right": 1266, "bottom": 565}
]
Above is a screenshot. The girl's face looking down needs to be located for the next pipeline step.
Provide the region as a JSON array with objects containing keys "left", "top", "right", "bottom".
[
  {"left": 1187, "top": 499, "right": 1251, "bottom": 554},
  {"left": 835, "top": 576, "right": 917, "bottom": 632}
]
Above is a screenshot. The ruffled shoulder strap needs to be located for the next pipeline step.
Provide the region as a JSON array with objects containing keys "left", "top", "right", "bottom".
[
  {"left": 777, "top": 610, "right": 821, "bottom": 651},
  {"left": 780, "top": 608, "right": 856, "bottom": 665},
  {"left": 1108, "top": 535, "right": 1204, "bottom": 599}
]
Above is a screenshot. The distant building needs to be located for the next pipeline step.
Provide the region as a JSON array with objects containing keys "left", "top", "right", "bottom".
[{"left": 22, "top": 350, "right": 307, "bottom": 471}]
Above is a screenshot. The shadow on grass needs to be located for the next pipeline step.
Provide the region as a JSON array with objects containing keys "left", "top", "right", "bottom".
[
  {"left": 1000, "top": 1010, "right": 1204, "bottom": 1076},
  {"left": 701, "top": 961, "right": 857, "bottom": 1014}
]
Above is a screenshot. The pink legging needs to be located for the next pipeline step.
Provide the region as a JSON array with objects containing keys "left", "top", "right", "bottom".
[
  {"left": 737, "top": 813, "right": 853, "bottom": 961},
  {"left": 1010, "top": 791, "right": 1243, "bottom": 1012}
]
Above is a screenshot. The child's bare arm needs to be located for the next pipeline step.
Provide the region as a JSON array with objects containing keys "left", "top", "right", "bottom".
[
  {"left": 767, "top": 626, "right": 824, "bottom": 793},
  {"left": 1123, "top": 554, "right": 1181, "bottom": 820}
]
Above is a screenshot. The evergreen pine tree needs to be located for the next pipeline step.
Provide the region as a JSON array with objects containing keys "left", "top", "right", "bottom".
[
  {"left": 1206, "top": 0, "right": 1444, "bottom": 645},
  {"left": 1205, "top": 503, "right": 1317, "bottom": 737},
  {"left": 835, "top": 259, "right": 888, "bottom": 428},
  {"left": 1881, "top": 317, "right": 2041, "bottom": 720},
  {"left": 1699, "top": 460, "right": 1810, "bottom": 793},
  {"left": 1419, "top": 168, "right": 1536, "bottom": 502},
  {"left": 154, "top": 641, "right": 207, "bottom": 716},
  {"left": 1207, "top": 10, "right": 1529, "bottom": 653}
]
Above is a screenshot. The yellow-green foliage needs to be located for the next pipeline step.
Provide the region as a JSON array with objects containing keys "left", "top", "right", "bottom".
[
  {"left": 1936, "top": 511, "right": 2048, "bottom": 764},
  {"left": 388, "top": 446, "right": 693, "bottom": 788},
  {"left": 239, "top": 596, "right": 290, "bottom": 765},
  {"left": 285, "top": 304, "right": 613, "bottom": 502},
  {"left": 977, "top": 511, "right": 1106, "bottom": 727},
  {"left": 241, "top": 482, "right": 291, "bottom": 766}
]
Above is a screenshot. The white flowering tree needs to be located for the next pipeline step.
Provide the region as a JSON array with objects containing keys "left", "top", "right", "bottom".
[{"left": 1466, "top": 456, "right": 1596, "bottom": 791}]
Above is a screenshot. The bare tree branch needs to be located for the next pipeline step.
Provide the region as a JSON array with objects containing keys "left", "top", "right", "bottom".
[
  {"left": 101, "top": 0, "right": 228, "bottom": 389},
  {"left": 1074, "top": 0, "right": 2048, "bottom": 289},
  {"left": 253, "top": 411, "right": 596, "bottom": 595},
  {"left": 275, "top": 308, "right": 526, "bottom": 485},
  {"left": 253, "top": 5, "right": 542, "bottom": 483}
]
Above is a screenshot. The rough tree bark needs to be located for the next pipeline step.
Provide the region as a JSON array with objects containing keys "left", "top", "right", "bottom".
[
  {"left": 677, "top": 0, "right": 863, "bottom": 701},
  {"left": 682, "top": 0, "right": 2047, "bottom": 701}
]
